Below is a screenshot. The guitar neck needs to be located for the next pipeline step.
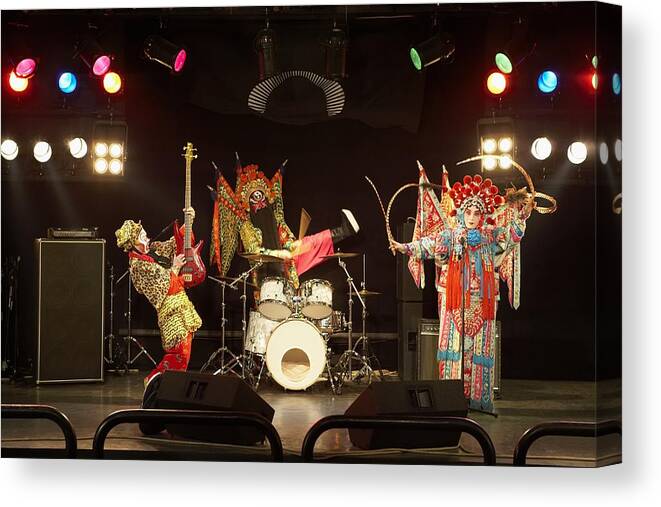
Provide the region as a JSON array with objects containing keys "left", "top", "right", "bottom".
[{"left": 184, "top": 144, "right": 193, "bottom": 250}]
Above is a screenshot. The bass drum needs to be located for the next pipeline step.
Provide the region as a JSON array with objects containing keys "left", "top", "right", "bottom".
[
  {"left": 265, "top": 318, "right": 327, "bottom": 391},
  {"left": 245, "top": 310, "right": 280, "bottom": 355}
]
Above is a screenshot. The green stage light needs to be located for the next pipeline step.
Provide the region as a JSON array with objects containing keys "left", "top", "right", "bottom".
[{"left": 495, "top": 52, "right": 513, "bottom": 74}]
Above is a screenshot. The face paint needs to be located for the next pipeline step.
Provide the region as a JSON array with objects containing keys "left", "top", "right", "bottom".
[
  {"left": 137, "top": 228, "right": 150, "bottom": 253},
  {"left": 463, "top": 205, "right": 483, "bottom": 229},
  {"left": 249, "top": 189, "right": 267, "bottom": 212}
]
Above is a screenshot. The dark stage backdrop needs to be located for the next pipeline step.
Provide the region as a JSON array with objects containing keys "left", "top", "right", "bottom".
[{"left": 1, "top": 4, "right": 621, "bottom": 381}]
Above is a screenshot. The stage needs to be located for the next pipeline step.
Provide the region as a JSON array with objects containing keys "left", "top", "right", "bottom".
[{"left": 1, "top": 375, "right": 621, "bottom": 466}]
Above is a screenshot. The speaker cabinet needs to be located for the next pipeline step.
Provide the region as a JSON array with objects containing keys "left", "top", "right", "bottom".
[
  {"left": 35, "top": 239, "right": 105, "bottom": 384},
  {"left": 151, "top": 371, "right": 275, "bottom": 445},
  {"left": 344, "top": 380, "right": 468, "bottom": 449}
]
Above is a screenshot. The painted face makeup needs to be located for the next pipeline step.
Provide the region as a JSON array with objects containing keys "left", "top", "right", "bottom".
[
  {"left": 137, "top": 228, "right": 150, "bottom": 252},
  {"left": 464, "top": 205, "right": 483, "bottom": 229}
]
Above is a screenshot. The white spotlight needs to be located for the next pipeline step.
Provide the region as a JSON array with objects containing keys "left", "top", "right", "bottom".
[
  {"left": 599, "top": 142, "right": 609, "bottom": 165},
  {"left": 614, "top": 138, "right": 622, "bottom": 162},
  {"left": 567, "top": 141, "right": 588, "bottom": 165},
  {"left": 94, "top": 142, "right": 108, "bottom": 157},
  {"left": 1, "top": 139, "right": 19, "bottom": 161},
  {"left": 33, "top": 141, "right": 52, "bottom": 163},
  {"left": 109, "top": 158, "right": 123, "bottom": 175},
  {"left": 69, "top": 138, "right": 88, "bottom": 159},
  {"left": 531, "top": 137, "right": 552, "bottom": 160},
  {"left": 498, "top": 137, "right": 513, "bottom": 153},
  {"left": 94, "top": 158, "right": 109, "bottom": 174},
  {"left": 483, "top": 156, "right": 497, "bottom": 171},
  {"left": 499, "top": 155, "right": 512, "bottom": 169},
  {"left": 482, "top": 138, "right": 497, "bottom": 154},
  {"left": 108, "top": 143, "right": 123, "bottom": 158}
]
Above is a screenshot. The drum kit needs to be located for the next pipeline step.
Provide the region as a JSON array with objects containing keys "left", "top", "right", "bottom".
[{"left": 200, "top": 251, "right": 383, "bottom": 394}]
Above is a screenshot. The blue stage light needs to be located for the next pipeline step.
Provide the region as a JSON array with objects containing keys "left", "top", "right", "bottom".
[
  {"left": 537, "top": 70, "right": 558, "bottom": 93},
  {"left": 58, "top": 72, "right": 77, "bottom": 94},
  {"left": 612, "top": 73, "right": 621, "bottom": 95}
]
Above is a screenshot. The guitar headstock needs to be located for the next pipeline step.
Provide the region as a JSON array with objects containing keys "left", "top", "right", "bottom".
[{"left": 182, "top": 142, "right": 198, "bottom": 162}]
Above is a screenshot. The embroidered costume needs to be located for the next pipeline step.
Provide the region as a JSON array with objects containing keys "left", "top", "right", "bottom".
[
  {"left": 209, "top": 158, "right": 359, "bottom": 287},
  {"left": 115, "top": 219, "right": 202, "bottom": 387},
  {"left": 400, "top": 166, "right": 530, "bottom": 412}
]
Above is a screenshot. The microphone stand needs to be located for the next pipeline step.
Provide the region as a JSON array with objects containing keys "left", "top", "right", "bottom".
[{"left": 200, "top": 276, "right": 240, "bottom": 375}]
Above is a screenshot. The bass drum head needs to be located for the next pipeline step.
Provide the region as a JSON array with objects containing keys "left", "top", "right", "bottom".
[{"left": 265, "top": 318, "right": 326, "bottom": 391}]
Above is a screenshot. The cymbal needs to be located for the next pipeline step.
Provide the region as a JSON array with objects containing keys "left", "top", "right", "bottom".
[
  {"left": 349, "top": 289, "right": 382, "bottom": 297},
  {"left": 208, "top": 275, "right": 258, "bottom": 288},
  {"left": 239, "top": 252, "right": 285, "bottom": 263},
  {"left": 321, "top": 252, "right": 361, "bottom": 259}
]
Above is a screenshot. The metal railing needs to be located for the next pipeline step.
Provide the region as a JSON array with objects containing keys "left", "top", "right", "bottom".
[
  {"left": 92, "top": 408, "right": 284, "bottom": 461},
  {"left": 2, "top": 404, "right": 78, "bottom": 458},
  {"left": 513, "top": 420, "right": 622, "bottom": 466},
  {"left": 301, "top": 415, "right": 496, "bottom": 464}
]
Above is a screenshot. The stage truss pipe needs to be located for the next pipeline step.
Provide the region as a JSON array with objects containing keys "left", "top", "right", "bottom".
[
  {"left": 513, "top": 420, "right": 622, "bottom": 466},
  {"left": 301, "top": 415, "right": 496, "bottom": 465},
  {"left": 92, "top": 408, "right": 284, "bottom": 462},
  {"left": 2, "top": 404, "right": 78, "bottom": 458}
]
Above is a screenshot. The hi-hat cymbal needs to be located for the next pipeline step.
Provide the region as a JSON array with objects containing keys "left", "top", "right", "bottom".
[
  {"left": 349, "top": 289, "right": 382, "bottom": 297},
  {"left": 239, "top": 252, "right": 285, "bottom": 263},
  {"left": 321, "top": 252, "right": 361, "bottom": 259}
]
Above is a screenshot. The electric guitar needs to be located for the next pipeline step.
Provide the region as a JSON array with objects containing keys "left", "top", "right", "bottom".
[{"left": 174, "top": 142, "right": 206, "bottom": 288}]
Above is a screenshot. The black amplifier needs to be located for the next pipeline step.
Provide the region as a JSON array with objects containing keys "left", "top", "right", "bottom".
[{"left": 47, "top": 227, "right": 99, "bottom": 239}]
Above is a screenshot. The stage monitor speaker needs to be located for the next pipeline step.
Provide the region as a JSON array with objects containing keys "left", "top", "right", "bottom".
[
  {"left": 149, "top": 371, "right": 275, "bottom": 445},
  {"left": 396, "top": 221, "right": 423, "bottom": 302},
  {"left": 35, "top": 239, "right": 105, "bottom": 384},
  {"left": 344, "top": 380, "right": 468, "bottom": 449}
]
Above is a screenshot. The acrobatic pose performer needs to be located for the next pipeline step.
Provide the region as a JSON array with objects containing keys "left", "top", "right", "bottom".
[
  {"left": 210, "top": 158, "right": 359, "bottom": 287},
  {"left": 115, "top": 208, "right": 202, "bottom": 390},
  {"left": 390, "top": 171, "right": 533, "bottom": 412}
]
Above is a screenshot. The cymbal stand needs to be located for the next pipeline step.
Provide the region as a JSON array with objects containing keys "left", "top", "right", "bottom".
[
  {"left": 228, "top": 260, "right": 263, "bottom": 384},
  {"left": 334, "top": 257, "right": 379, "bottom": 386},
  {"left": 200, "top": 276, "right": 239, "bottom": 375},
  {"left": 116, "top": 268, "right": 157, "bottom": 371}
]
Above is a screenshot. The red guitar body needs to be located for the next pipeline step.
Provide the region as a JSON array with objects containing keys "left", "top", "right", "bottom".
[{"left": 174, "top": 221, "right": 206, "bottom": 288}]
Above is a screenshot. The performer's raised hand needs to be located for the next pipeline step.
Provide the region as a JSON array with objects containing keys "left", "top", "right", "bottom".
[
  {"left": 389, "top": 240, "right": 406, "bottom": 256},
  {"left": 183, "top": 207, "right": 195, "bottom": 222}
]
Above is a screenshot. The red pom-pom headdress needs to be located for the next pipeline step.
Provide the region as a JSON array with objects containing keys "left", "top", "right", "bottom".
[{"left": 446, "top": 174, "right": 505, "bottom": 225}]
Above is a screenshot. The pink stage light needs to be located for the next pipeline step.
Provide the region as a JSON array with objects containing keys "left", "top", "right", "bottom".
[
  {"left": 173, "top": 49, "right": 187, "bottom": 73},
  {"left": 15, "top": 58, "right": 37, "bottom": 78},
  {"left": 92, "top": 55, "right": 111, "bottom": 76}
]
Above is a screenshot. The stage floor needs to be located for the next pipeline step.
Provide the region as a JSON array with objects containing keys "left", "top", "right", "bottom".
[{"left": 1, "top": 374, "right": 621, "bottom": 466}]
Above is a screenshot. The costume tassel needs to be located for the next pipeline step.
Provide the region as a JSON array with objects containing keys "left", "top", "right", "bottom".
[{"left": 446, "top": 255, "right": 462, "bottom": 311}]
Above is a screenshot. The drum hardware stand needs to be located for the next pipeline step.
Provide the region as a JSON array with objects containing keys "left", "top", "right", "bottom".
[
  {"left": 116, "top": 269, "right": 157, "bottom": 371},
  {"left": 200, "top": 276, "right": 241, "bottom": 375},
  {"left": 333, "top": 256, "right": 382, "bottom": 387}
]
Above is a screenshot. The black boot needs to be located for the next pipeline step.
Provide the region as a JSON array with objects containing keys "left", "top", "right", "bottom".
[{"left": 331, "top": 209, "right": 360, "bottom": 244}]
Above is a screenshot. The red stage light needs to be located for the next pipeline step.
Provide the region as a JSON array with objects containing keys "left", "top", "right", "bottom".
[
  {"left": 15, "top": 58, "right": 37, "bottom": 78},
  {"left": 8, "top": 70, "right": 29, "bottom": 92},
  {"left": 93, "top": 55, "right": 111, "bottom": 76}
]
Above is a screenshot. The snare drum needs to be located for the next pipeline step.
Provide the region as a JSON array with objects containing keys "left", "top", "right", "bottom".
[
  {"left": 245, "top": 310, "right": 280, "bottom": 355},
  {"left": 258, "top": 277, "right": 294, "bottom": 321},
  {"left": 300, "top": 279, "right": 333, "bottom": 320},
  {"left": 265, "top": 318, "right": 327, "bottom": 391},
  {"left": 316, "top": 310, "right": 346, "bottom": 335}
]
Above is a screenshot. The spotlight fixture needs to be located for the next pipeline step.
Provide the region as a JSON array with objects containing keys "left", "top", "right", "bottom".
[
  {"left": 537, "top": 70, "right": 558, "bottom": 93},
  {"left": 77, "top": 37, "right": 112, "bottom": 76},
  {"left": 255, "top": 27, "right": 277, "bottom": 80},
  {"left": 494, "top": 52, "right": 513, "bottom": 74},
  {"left": 1, "top": 139, "right": 19, "bottom": 161},
  {"left": 8, "top": 70, "right": 29, "bottom": 93},
  {"left": 409, "top": 32, "right": 455, "bottom": 71},
  {"left": 478, "top": 117, "right": 515, "bottom": 172},
  {"left": 493, "top": 18, "right": 535, "bottom": 74},
  {"left": 486, "top": 72, "right": 507, "bottom": 95},
  {"left": 93, "top": 121, "right": 127, "bottom": 176},
  {"left": 531, "top": 137, "right": 552, "bottom": 160},
  {"left": 15, "top": 58, "right": 37, "bottom": 78},
  {"left": 103, "top": 72, "right": 122, "bottom": 94},
  {"left": 94, "top": 158, "right": 108, "bottom": 174},
  {"left": 591, "top": 72, "right": 599, "bottom": 90},
  {"left": 33, "top": 141, "right": 52, "bottom": 163},
  {"left": 322, "top": 26, "right": 348, "bottom": 80},
  {"left": 614, "top": 139, "right": 622, "bottom": 162},
  {"left": 612, "top": 73, "right": 621, "bottom": 95},
  {"left": 58, "top": 72, "right": 78, "bottom": 94},
  {"left": 143, "top": 35, "right": 187, "bottom": 74},
  {"left": 599, "top": 142, "right": 609, "bottom": 165},
  {"left": 68, "top": 138, "right": 88, "bottom": 159},
  {"left": 567, "top": 141, "right": 587, "bottom": 165}
]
